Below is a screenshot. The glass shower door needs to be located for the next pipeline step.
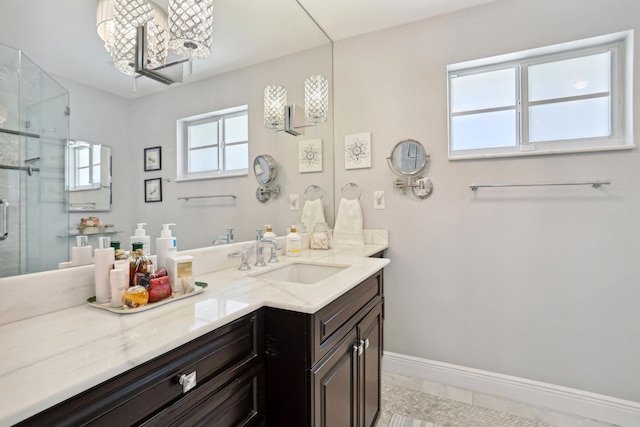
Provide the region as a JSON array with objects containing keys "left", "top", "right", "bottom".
[{"left": 0, "top": 43, "right": 69, "bottom": 278}]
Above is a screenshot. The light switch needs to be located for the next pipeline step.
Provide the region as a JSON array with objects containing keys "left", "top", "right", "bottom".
[
  {"left": 289, "top": 194, "right": 300, "bottom": 210},
  {"left": 374, "top": 191, "right": 385, "bottom": 209}
]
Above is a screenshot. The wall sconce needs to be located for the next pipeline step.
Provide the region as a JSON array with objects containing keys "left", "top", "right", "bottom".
[{"left": 263, "top": 75, "right": 328, "bottom": 136}]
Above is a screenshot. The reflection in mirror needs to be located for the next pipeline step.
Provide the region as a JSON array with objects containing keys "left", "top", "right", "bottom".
[
  {"left": 388, "top": 139, "right": 434, "bottom": 199},
  {"left": 67, "top": 142, "right": 111, "bottom": 212},
  {"left": 253, "top": 154, "right": 280, "bottom": 203},
  {"left": 388, "top": 139, "right": 429, "bottom": 177}
]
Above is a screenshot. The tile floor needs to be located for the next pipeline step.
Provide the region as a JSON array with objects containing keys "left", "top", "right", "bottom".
[{"left": 380, "top": 372, "right": 619, "bottom": 427}]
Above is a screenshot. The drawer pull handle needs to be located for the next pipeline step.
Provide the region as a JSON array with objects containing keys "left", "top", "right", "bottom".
[
  {"left": 177, "top": 371, "right": 197, "bottom": 393},
  {"left": 354, "top": 340, "right": 365, "bottom": 357}
]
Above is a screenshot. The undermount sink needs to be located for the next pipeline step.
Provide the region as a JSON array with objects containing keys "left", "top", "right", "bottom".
[{"left": 251, "top": 262, "right": 348, "bottom": 284}]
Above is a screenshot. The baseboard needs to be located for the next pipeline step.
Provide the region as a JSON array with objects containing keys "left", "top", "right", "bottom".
[{"left": 382, "top": 352, "right": 640, "bottom": 427}]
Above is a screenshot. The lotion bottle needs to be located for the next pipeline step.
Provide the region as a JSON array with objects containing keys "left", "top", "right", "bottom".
[
  {"left": 156, "top": 223, "right": 177, "bottom": 270},
  {"left": 286, "top": 225, "right": 301, "bottom": 257},
  {"left": 263, "top": 225, "right": 277, "bottom": 239},
  {"left": 94, "top": 236, "right": 115, "bottom": 304},
  {"left": 130, "top": 223, "right": 151, "bottom": 256},
  {"left": 71, "top": 235, "right": 93, "bottom": 266}
]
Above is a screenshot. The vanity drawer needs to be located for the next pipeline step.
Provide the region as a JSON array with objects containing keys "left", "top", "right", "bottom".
[
  {"left": 17, "top": 310, "right": 264, "bottom": 427},
  {"left": 312, "top": 270, "right": 382, "bottom": 363}
]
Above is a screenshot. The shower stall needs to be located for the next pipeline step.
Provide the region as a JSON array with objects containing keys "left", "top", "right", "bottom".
[{"left": 0, "top": 43, "right": 69, "bottom": 278}]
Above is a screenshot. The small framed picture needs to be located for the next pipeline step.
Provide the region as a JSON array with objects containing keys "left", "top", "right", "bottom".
[
  {"left": 144, "top": 146, "right": 162, "bottom": 171},
  {"left": 344, "top": 132, "right": 372, "bottom": 170},
  {"left": 299, "top": 139, "right": 323, "bottom": 173},
  {"left": 144, "top": 178, "right": 162, "bottom": 203}
]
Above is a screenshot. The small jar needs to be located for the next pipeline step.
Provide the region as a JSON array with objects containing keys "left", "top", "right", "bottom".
[{"left": 310, "top": 222, "right": 331, "bottom": 250}]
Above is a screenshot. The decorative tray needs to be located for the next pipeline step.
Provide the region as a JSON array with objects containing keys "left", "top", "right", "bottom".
[{"left": 87, "top": 282, "right": 208, "bottom": 314}]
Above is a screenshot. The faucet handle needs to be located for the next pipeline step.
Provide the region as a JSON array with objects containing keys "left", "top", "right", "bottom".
[
  {"left": 228, "top": 251, "right": 250, "bottom": 271},
  {"left": 256, "top": 228, "right": 264, "bottom": 239}
]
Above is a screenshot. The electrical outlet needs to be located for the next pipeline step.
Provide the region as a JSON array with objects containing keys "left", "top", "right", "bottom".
[
  {"left": 289, "top": 194, "right": 300, "bottom": 210},
  {"left": 374, "top": 191, "right": 385, "bottom": 209}
]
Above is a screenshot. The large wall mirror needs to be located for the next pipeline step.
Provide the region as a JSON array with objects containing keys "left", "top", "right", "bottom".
[
  {"left": 0, "top": 0, "right": 334, "bottom": 278},
  {"left": 67, "top": 141, "right": 111, "bottom": 212}
]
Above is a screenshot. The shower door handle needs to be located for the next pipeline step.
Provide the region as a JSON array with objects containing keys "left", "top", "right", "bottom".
[{"left": 0, "top": 199, "right": 8, "bottom": 240}]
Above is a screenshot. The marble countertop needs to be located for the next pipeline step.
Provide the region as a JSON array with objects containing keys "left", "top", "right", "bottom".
[{"left": 0, "top": 245, "right": 388, "bottom": 426}]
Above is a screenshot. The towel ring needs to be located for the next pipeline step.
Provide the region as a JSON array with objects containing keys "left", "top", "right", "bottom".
[
  {"left": 304, "top": 184, "right": 324, "bottom": 201},
  {"left": 340, "top": 182, "right": 362, "bottom": 200}
]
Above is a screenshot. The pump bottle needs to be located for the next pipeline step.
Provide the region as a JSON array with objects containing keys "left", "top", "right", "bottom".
[
  {"left": 130, "top": 223, "right": 151, "bottom": 255},
  {"left": 156, "top": 223, "right": 177, "bottom": 270}
]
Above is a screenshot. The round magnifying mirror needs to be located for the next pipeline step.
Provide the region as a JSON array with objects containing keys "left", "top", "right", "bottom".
[
  {"left": 387, "top": 139, "right": 429, "bottom": 178},
  {"left": 253, "top": 154, "right": 277, "bottom": 185}
]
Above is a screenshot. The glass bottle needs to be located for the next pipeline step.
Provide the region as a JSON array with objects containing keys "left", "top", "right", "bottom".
[
  {"left": 129, "top": 242, "right": 152, "bottom": 287},
  {"left": 310, "top": 222, "right": 331, "bottom": 250}
]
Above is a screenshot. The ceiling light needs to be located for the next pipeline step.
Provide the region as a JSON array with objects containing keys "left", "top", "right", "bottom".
[{"left": 96, "top": 0, "right": 214, "bottom": 85}]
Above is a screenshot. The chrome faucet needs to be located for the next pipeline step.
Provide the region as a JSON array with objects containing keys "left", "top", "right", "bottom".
[
  {"left": 255, "top": 228, "right": 281, "bottom": 267},
  {"left": 213, "top": 227, "right": 234, "bottom": 245},
  {"left": 228, "top": 250, "right": 250, "bottom": 271}
]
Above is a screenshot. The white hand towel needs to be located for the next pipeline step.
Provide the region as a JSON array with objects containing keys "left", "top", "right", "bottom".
[
  {"left": 332, "top": 197, "right": 364, "bottom": 246},
  {"left": 300, "top": 198, "right": 326, "bottom": 232}
]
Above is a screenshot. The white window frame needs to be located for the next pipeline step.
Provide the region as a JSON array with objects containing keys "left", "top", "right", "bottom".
[
  {"left": 176, "top": 105, "right": 249, "bottom": 181},
  {"left": 447, "top": 31, "right": 634, "bottom": 159},
  {"left": 67, "top": 142, "right": 101, "bottom": 191}
]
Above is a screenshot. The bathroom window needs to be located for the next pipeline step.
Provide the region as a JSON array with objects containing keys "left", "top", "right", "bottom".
[
  {"left": 67, "top": 142, "right": 101, "bottom": 189},
  {"left": 177, "top": 105, "right": 249, "bottom": 180},
  {"left": 447, "top": 31, "right": 633, "bottom": 159}
]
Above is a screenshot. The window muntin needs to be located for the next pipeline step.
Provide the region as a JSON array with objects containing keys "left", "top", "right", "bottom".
[
  {"left": 447, "top": 32, "right": 632, "bottom": 159},
  {"left": 178, "top": 106, "right": 248, "bottom": 180},
  {"left": 70, "top": 144, "right": 101, "bottom": 189}
]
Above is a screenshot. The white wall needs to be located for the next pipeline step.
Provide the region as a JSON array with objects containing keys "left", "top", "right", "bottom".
[
  {"left": 127, "top": 44, "right": 334, "bottom": 252},
  {"left": 56, "top": 44, "right": 333, "bottom": 254},
  {"left": 333, "top": 0, "right": 640, "bottom": 402}
]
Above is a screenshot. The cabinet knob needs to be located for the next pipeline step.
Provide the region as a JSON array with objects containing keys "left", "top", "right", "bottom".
[
  {"left": 354, "top": 339, "right": 365, "bottom": 356},
  {"left": 177, "top": 371, "right": 197, "bottom": 393}
]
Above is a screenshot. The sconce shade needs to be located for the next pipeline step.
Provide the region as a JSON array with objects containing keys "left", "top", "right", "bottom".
[
  {"left": 112, "top": 0, "right": 168, "bottom": 76},
  {"left": 168, "top": 0, "right": 214, "bottom": 59},
  {"left": 96, "top": 0, "right": 115, "bottom": 53},
  {"left": 264, "top": 85, "right": 287, "bottom": 129},
  {"left": 304, "top": 75, "right": 328, "bottom": 124}
]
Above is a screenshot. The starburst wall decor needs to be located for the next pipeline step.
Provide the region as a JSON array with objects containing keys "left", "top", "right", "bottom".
[
  {"left": 344, "top": 132, "right": 371, "bottom": 169},
  {"left": 298, "top": 139, "right": 323, "bottom": 173}
]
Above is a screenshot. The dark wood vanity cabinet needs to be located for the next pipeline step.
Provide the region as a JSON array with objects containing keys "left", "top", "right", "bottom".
[
  {"left": 17, "top": 311, "right": 265, "bottom": 427},
  {"left": 265, "top": 269, "right": 384, "bottom": 427},
  {"left": 15, "top": 267, "right": 385, "bottom": 427}
]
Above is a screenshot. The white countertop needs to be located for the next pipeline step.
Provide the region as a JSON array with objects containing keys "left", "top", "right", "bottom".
[{"left": 0, "top": 245, "right": 388, "bottom": 426}]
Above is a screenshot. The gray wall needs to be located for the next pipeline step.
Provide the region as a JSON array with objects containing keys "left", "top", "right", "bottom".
[{"left": 333, "top": 0, "right": 640, "bottom": 402}]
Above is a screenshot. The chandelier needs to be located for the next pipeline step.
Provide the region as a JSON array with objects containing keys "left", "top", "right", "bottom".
[{"left": 96, "top": 0, "right": 214, "bottom": 85}]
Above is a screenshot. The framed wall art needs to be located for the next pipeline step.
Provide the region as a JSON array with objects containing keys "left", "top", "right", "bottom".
[
  {"left": 299, "top": 139, "right": 323, "bottom": 173},
  {"left": 144, "top": 178, "right": 162, "bottom": 202},
  {"left": 144, "top": 146, "right": 162, "bottom": 171},
  {"left": 344, "top": 132, "right": 371, "bottom": 169}
]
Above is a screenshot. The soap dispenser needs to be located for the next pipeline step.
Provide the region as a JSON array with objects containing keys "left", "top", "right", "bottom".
[
  {"left": 156, "top": 223, "right": 177, "bottom": 270},
  {"left": 130, "top": 223, "right": 151, "bottom": 256},
  {"left": 263, "top": 224, "right": 277, "bottom": 239},
  {"left": 286, "top": 225, "right": 301, "bottom": 257}
]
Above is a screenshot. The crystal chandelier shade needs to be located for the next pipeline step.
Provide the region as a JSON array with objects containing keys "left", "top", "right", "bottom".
[
  {"left": 96, "top": 0, "right": 115, "bottom": 53},
  {"left": 112, "top": 0, "right": 169, "bottom": 76},
  {"left": 168, "top": 0, "right": 214, "bottom": 59},
  {"left": 304, "top": 75, "right": 329, "bottom": 124},
  {"left": 264, "top": 85, "right": 287, "bottom": 129}
]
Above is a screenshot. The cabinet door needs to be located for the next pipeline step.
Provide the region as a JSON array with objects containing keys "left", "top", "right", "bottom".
[
  {"left": 311, "top": 328, "right": 358, "bottom": 427},
  {"left": 358, "top": 302, "right": 382, "bottom": 427}
]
